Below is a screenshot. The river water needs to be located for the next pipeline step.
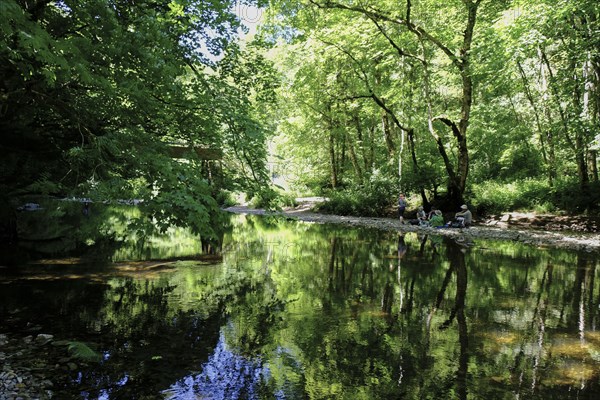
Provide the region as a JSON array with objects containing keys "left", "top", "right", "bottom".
[{"left": 1, "top": 210, "right": 599, "bottom": 399}]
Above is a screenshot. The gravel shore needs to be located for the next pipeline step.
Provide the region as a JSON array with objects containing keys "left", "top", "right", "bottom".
[{"left": 225, "top": 206, "right": 600, "bottom": 253}]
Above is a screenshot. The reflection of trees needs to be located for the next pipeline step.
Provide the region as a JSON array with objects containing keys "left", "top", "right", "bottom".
[
  {"left": 325, "top": 235, "right": 382, "bottom": 306},
  {"left": 10, "top": 201, "right": 230, "bottom": 265},
  {"left": 444, "top": 243, "right": 469, "bottom": 400},
  {"left": 271, "top": 231, "right": 411, "bottom": 398},
  {"left": 72, "top": 277, "right": 225, "bottom": 398},
  {"left": 382, "top": 233, "right": 419, "bottom": 317},
  {"left": 0, "top": 273, "right": 226, "bottom": 398},
  {"left": 0, "top": 278, "right": 107, "bottom": 334},
  {"left": 526, "top": 261, "right": 553, "bottom": 392},
  {"left": 291, "top": 231, "right": 476, "bottom": 399},
  {"left": 218, "top": 219, "right": 600, "bottom": 399},
  {"left": 465, "top": 247, "right": 600, "bottom": 398},
  {"left": 427, "top": 263, "right": 454, "bottom": 334},
  {"left": 6, "top": 215, "right": 599, "bottom": 398},
  {"left": 568, "top": 255, "right": 594, "bottom": 333},
  {"left": 221, "top": 279, "right": 286, "bottom": 357}
]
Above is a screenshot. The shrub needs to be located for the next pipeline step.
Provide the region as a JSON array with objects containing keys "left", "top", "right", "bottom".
[
  {"left": 215, "top": 191, "right": 237, "bottom": 207},
  {"left": 472, "top": 179, "right": 550, "bottom": 214},
  {"left": 316, "top": 173, "right": 397, "bottom": 217},
  {"left": 472, "top": 178, "right": 600, "bottom": 215},
  {"left": 249, "top": 188, "right": 298, "bottom": 210},
  {"left": 550, "top": 179, "right": 600, "bottom": 213}
]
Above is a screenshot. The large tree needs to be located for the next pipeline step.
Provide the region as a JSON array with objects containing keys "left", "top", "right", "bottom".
[
  {"left": 302, "top": 0, "right": 487, "bottom": 204},
  {"left": 269, "top": 0, "right": 599, "bottom": 213},
  {"left": 268, "top": 0, "right": 507, "bottom": 206}
]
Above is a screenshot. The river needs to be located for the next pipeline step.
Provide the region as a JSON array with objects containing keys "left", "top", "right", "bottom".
[{"left": 1, "top": 209, "right": 599, "bottom": 399}]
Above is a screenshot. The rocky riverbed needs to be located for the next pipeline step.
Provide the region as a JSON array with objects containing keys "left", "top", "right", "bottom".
[
  {"left": 0, "top": 333, "right": 58, "bottom": 400},
  {"left": 225, "top": 206, "right": 600, "bottom": 253}
]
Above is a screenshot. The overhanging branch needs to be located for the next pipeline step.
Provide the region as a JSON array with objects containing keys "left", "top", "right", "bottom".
[
  {"left": 308, "top": 0, "right": 462, "bottom": 69},
  {"left": 434, "top": 116, "right": 462, "bottom": 141}
]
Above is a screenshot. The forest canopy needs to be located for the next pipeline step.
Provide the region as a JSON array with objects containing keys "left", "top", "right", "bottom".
[
  {"left": 266, "top": 0, "right": 600, "bottom": 215},
  {"left": 1, "top": 0, "right": 276, "bottom": 239},
  {"left": 1, "top": 0, "right": 599, "bottom": 238}
]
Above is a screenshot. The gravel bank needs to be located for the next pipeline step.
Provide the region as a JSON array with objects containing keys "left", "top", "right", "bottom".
[{"left": 225, "top": 206, "right": 600, "bottom": 253}]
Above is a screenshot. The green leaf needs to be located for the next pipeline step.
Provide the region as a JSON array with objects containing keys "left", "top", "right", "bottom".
[{"left": 66, "top": 341, "right": 102, "bottom": 363}]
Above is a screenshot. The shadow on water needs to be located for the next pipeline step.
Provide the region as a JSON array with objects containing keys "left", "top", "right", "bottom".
[{"left": 1, "top": 212, "right": 599, "bottom": 399}]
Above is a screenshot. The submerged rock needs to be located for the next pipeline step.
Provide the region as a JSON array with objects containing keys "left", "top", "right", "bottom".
[
  {"left": 0, "top": 334, "right": 59, "bottom": 400},
  {"left": 35, "top": 334, "right": 54, "bottom": 345}
]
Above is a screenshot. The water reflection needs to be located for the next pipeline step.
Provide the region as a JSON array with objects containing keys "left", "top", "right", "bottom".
[
  {"left": 164, "top": 331, "right": 272, "bottom": 400},
  {"left": 0, "top": 214, "right": 599, "bottom": 399},
  {"left": 1, "top": 200, "right": 229, "bottom": 265}
]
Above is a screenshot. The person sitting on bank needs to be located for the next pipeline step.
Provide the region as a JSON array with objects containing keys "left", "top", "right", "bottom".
[
  {"left": 427, "top": 206, "right": 437, "bottom": 220},
  {"left": 429, "top": 209, "right": 445, "bottom": 228},
  {"left": 454, "top": 204, "right": 472, "bottom": 228},
  {"left": 408, "top": 206, "right": 428, "bottom": 226},
  {"left": 416, "top": 206, "right": 428, "bottom": 226}
]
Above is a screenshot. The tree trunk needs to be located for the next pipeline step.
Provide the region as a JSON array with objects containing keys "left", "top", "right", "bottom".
[
  {"left": 517, "top": 59, "right": 554, "bottom": 187},
  {"left": 537, "top": 49, "right": 559, "bottom": 185},
  {"left": 345, "top": 131, "right": 363, "bottom": 184},
  {"left": 407, "top": 128, "right": 429, "bottom": 208},
  {"left": 540, "top": 45, "right": 591, "bottom": 188},
  {"left": 588, "top": 150, "right": 598, "bottom": 182},
  {"left": 570, "top": 53, "right": 589, "bottom": 187},
  {"left": 381, "top": 109, "right": 396, "bottom": 155},
  {"left": 420, "top": 0, "right": 481, "bottom": 206},
  {"left": 354, "top": 113, "right": 371, "bottom": 175},
  {"left": 454, "top": 0, "right": 480, "bottom": 198},
  {"left": 329, "top": 130, "right": 338, "bottom": 188}
]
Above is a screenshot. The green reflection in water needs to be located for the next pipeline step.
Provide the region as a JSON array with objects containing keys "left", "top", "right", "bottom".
[
  {"left": 0, "top": 213, "right": 599, "bottom": 399},
  {"left": 5, "top": 200, "right": 226, "bottom": 264}
]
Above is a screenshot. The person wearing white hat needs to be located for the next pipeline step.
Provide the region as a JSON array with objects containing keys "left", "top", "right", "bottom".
[{"left": 454, "top": 204, "right": 472, "bottom": 227}]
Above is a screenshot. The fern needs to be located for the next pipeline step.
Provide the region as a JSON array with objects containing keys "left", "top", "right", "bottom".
[{"left": 66, "top": 341, "right": 102, "bottom": 363}]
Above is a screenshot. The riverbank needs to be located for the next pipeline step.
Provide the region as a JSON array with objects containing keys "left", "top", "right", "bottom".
[{"left": 225, "top": 205, "right": 600, "bottom": 253}]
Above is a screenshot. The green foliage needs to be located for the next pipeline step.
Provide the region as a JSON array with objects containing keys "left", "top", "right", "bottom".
[
  {"left": 550, "top": 180, "right": 600, "bottom": 213},
  {"left": 472, "top": 178, "right": 600, "bottom": 214},
  {"left": 248, "top": 187, "right": 297, "bottom": 210},
  {"left": 1, "top": 0, "right": 277, "bottom": 239},
  {"left": 273, "top": 192, "right": 298, "bottom": 208},
  {"left": 472, "top": 179, "right": 552, "bottom": 214},
  {"left": 266, "top": 0, "right": 600, "bottom": 216},
  {"left": 316, "top": 173, "right": 397, "bottom": 217},
  {"left": 67, "top": 341, "right": 102, "bottom": 363},
  {"left": 51, "top": 340, "right": 102, "bottom": 363},
  {"left": 215, "top": 190, "right": 237, "bottom": 207}
]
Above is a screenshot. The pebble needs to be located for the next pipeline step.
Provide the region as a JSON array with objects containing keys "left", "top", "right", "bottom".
[{"left": 0, "top": 334, "right": 58, "bottom": 400}]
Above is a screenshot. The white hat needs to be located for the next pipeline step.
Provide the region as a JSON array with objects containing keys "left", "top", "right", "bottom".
[{"left": 461, "top": 204, "right": 468, "bottom": 209}]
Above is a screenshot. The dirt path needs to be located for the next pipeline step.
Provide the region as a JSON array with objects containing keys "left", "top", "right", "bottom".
[{"left": 225, "top": 205, "right": 600, "bottom": 253}]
